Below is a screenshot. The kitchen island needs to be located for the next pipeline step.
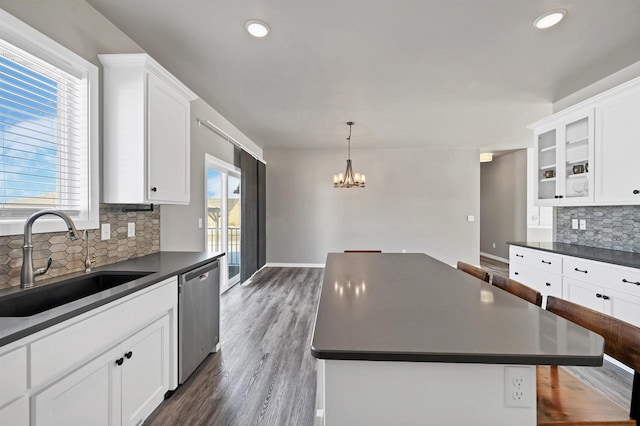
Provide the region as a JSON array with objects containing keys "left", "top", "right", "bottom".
[{"left": 311, "top": 253, "right": 604, "bottom": 425}]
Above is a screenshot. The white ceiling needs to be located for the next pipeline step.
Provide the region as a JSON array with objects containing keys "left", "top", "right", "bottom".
[{"left": 86, "top": 0, "right": 640, "bottom": 152}]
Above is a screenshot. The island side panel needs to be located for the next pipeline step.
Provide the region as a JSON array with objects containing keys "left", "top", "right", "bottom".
[{"left": 318, "top": 359, "right": 536, "bottom": 426}]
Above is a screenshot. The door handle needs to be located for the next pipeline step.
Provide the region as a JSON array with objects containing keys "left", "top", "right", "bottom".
[
  {"left": 199, "top": 272, "right": 209, "bottom": 281},
  {"left": 596, "top": 293, "right": 602, "bottom": 298},
  {"left": 115, "top": 357, "right": 124, "bottom": 366},
  {"left": 545, "top": 282, "right": 551, "bottom": 287},
  {"left": 602, "top": 295, "right": 610, "bottom": 300}
]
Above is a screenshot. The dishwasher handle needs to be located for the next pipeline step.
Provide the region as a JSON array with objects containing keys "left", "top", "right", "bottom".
[{"left": 182, "top": 260, "right": 219, "bottom": 283}]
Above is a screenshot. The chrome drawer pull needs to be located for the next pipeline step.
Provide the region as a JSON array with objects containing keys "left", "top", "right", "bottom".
[
  {"left": 541, "top": 260, "right": 552, "bottom": 265},
  {"left": 574, "top": 268, "right": 588, "bottom": 273},
  {"left": 622, "top": 278, "right": 640, "bottom": 286}
]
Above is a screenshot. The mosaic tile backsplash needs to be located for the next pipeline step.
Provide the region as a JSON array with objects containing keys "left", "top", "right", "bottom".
[
  {"left": 556, "top": 206, "right": 640, "bottom": 253},
  {"left": 0, "top": 204, "right": 160, "bottom": 289}
]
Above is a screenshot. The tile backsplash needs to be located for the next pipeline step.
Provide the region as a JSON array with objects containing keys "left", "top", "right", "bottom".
[
  {"left": 556, "top": 206, "right": 640, "bottom": 253},
  {"left": 0, "top": 204, "right": 160, "bottom": 289}
]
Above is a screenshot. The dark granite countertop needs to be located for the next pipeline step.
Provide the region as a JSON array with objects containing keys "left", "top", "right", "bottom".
[
  {"left": 509, "top": 241, "right": 640, "bottom": 269},
  {"left": 310, "top": 253, "right": 603, "bottom": 365},
  {"left": 0, "top": 251, "right": 225, "bottom": 347}
]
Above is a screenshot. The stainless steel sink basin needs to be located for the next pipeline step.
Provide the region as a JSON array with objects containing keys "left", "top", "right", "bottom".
[{"left": 0, "top": 271, "right": 153, "bottom": 317}]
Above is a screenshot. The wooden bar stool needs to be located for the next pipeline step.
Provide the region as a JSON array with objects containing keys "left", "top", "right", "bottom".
[
  {"left": 491, "top": 274, "right": 542, "bottom": 307},
  {"left": 456, "top": 261, "right": 490, "bottom": 283},
  {"left": 537, "top": 296, "right": 640, "bottom": 425}
]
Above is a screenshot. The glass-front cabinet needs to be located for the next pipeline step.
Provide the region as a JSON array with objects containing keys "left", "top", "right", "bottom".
[{"left": 534, "top": 109, "right": 594, "bottom": 206}]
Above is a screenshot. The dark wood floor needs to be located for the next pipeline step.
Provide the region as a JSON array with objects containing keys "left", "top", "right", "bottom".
[
  {"left": 480, "top": 255, "right": 634, "bottom": 410},
  {"left": 147, "top": 267, "right": 323, "bottom": 426},
  {"left": 147, "top": 261, "right": 634, "bottom": 425}
]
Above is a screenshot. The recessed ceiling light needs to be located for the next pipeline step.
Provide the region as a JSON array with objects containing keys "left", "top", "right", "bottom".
[
  {"left": 246, "top": 19, "right": 270, "bottom": 38},
  {"left": 533, "top": 9, "right": 567, "bottom": 29}
]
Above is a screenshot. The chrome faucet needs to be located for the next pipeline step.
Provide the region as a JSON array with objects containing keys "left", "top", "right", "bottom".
[
  {"left": 83, "top": 229, "right": 93, "bottom": 273},
  {"left": 21, "top": 210, "right": 80, "bottom": 289}
]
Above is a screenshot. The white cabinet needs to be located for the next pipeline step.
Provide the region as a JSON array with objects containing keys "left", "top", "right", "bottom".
[
  {"left": 0, "top": 397, "right": 28, "bottom": 426},
  {"left": 120, "top": 315, "right": 170, "bottom": 426},
  {"left": 0, "top": 276, "right": 178, "bottom": 426},
  {"left": 530, "top": 76, "right": 640, "bottom": 207},
  {"left": 33, "top": 346, "right": 120, "bottom": 426},
  {"left": 595, "top": 87, "right": 640, "bottom": 204},
  {"left": 533, "top": 109, "right": 594, "bottom": 206},
  {"left": 509, "top": 246, "right": 562, "bottom": 298},
  {"left": 510, "top": 245, "right": 640, "bottom": 330},
  {"left": 32, "top": 315, "right": 170, "bottom": 426},
  {"left": 99, "top": 54, "right": 197, "bottom": 205}
]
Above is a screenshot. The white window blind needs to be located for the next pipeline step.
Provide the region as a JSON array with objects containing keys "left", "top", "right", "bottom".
[{"left": 0, "top": 38, "right": 87, "bottom": 217}]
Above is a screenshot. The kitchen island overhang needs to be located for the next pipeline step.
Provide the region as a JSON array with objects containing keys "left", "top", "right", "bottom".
[{"left": 311, "top": 253, "right": 604, "bottom": 425}]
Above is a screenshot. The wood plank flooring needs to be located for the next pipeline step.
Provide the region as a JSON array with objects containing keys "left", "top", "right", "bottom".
[
  {"left": 480, "top": 255, "right": 634, "bottom": 411},
  {"left": 148, "top": 261, "right": 634, "bottom": 425},
  {"left": 147, "top": 267, "right": 323, "bottom": 426}
]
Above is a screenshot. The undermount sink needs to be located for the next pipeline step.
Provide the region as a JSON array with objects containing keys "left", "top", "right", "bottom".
[{"left": 0, "top": 271, "right": 153, "bottom": 317}]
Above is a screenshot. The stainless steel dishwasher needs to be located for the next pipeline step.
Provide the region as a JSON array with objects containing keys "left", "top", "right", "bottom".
[{"left": 178, "top": 260, "right": 220, "bottom": 384}]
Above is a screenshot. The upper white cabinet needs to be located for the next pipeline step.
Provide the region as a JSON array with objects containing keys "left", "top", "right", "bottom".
[
  {"left": 595, "top": 87, "right": 640, "bottom": 204},
  {"left": 530, "top": 77, "right": 640, "bottom": 206},
  {"left": 533, "top": 109, "right": 594, "bottom": 206},
  {"left": 99, "top": 54, "right": 197, "bottom": 205}
]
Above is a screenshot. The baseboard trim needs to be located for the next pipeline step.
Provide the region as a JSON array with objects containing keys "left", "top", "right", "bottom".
[
  {"left": 265, "top": 262, "right": 325, "bottom": 268},
  {"left": 480, "top": 252, "right": 509, "bottom": 264}
]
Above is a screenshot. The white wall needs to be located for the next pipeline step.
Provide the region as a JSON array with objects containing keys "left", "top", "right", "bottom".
[
  {"left": 480, "top": 150, "right": 527, "bottom": 260},
  {"left": 265, "top": 148, "right": 480, "bottom": 266},
  {"left": 0, "top": 1, "right": 143, "bottom": 63}
]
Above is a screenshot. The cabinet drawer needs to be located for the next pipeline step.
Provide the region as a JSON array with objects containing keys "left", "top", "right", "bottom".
[
  {"left": 509, "top": 263, "right": 561, "bottom": 297},
  {"left": 0, "top": 346, "right": 27, "bottom": 407},
  {"left": 509, "top": 246, "right": 562, "bottom": 274},
  {"left": 563, "top": 257, "right": 640, "bottom": 298},
  {"left": 30, "top": 277, "right": 177, "bottom": 388}
]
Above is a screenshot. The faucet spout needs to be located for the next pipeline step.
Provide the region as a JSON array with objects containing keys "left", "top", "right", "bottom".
[{"left": 21, "top": 210, "right": 80, "bottom": 289}]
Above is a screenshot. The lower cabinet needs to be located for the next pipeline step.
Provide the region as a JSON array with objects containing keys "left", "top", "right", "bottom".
[
  {"left": 0, "top": 397, "right": 28, "bottom": 426},
  {"left": 33, "top": 315, "right": 170, "bottom": 426},
  {"left": 564, "top": 278, "right": 606, "bottom": 312}
]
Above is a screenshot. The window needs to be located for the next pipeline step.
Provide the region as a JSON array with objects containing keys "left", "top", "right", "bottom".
[{"left": 0, "top": 9, "right": 98, "bottom": 235}]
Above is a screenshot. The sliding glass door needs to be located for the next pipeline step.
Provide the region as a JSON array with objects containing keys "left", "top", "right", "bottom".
[{"left": 205, "top": 155, "right": 241, "bottom": 292}]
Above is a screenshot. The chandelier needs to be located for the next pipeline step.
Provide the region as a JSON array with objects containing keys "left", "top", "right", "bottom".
[{"left": 333, "top": 121, "right": 365, "bottom": 188}]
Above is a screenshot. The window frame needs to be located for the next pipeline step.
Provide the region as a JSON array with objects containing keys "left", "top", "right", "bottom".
[{"left": 0, "top": 8, "right": 99, "bottom": 236}]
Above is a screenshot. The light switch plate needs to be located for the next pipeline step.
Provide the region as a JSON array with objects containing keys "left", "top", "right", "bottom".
[
  {"left": 571, "top": 219, "right": 579, "bottom": 230},
  {"left": 198, "top": 218, "right": 203, "bottom": 229},
  {"left": 127, "top": 222, "right": 135, "bottom": 237},
  {"left": 101, "top": 223, "right": 110, "bottom": 240},
  {"left": 579, "top": 219, "right": 587, "bottom": 230}
]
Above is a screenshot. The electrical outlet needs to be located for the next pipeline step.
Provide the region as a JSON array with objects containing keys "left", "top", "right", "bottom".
[
  {"left": 504, "top": 366, "right": 532, "bottom": 408},
  {"left": 572, "top": 219, "right": 579, "bottom": 230},
  {"left": 198, "top": 218, "right": 203, "bottom": 229},
  {"left": 492, "top": 242, "right": 496, "bottom": 249},
  {"left": 467, "top": 215, "right": 475, "bottom": 222},
  {"left": 127, "top": 222, "right": 135, "bottom": 237},
  {"left": 101, "top": 223, "right": 110, "bottom": 241},
  {"left": 401, "top": 249, "right": 406, "bottom": 253},
  {"left": 579, "top": 219, "right": 587, "bottom": 230}
]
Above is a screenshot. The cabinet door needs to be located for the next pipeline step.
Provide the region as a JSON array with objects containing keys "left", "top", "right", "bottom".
[
  {"left": 147, "top": 72, "right": 190, "bottom": 204},
  {"left": 564, "top": 278, "right": 604, "bottom": 313},
  {"left": 33, "top": 346, "right": 122, "bottom": 426},
  {"left": 0, "top": 397, "right": 28, "bottom": 426},
  {"left": 560, "top": 110, "right": 594, "bottom": 204},
  {"left": 595, "top": 89, "right": 640, "bottom": 203},
  {"left": 606, "top": 289, "right": 640, "bottom": 327},
  {"left": 534, "top": 125, "right": 560, "bottom": 206},
  {"left": 120, "top": 315, "right": 170, "bottom": 426}
]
